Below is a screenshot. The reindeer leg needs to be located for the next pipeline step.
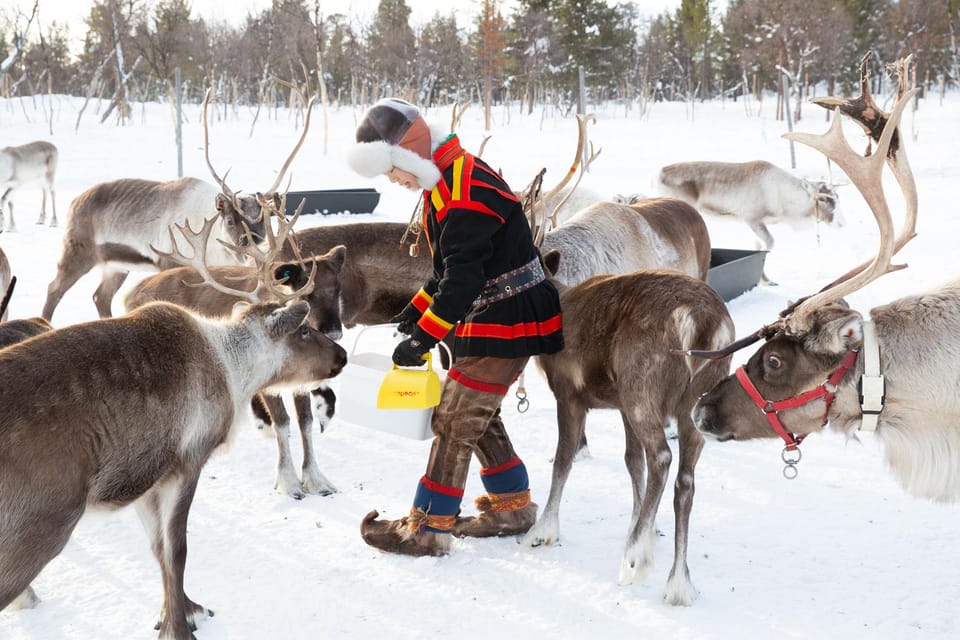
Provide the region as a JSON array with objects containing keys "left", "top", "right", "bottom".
[
  {"left": 1, "top": 187, "right": 14, "bottom": 232},
  {"left": 262, "top": 394, "right": 305, "bottom": 499},
  {"left": 0, "top": 502, "right": 82, "bottom": 611},
  {"left": 748, "top": 220, "right": 778, "bottom": 285},
  {"left": 620, "top": 411, "right": 647, "bottom": 529},
  {"left": 93, "top": 269, "right": 129, "bottom": 318},
  {"left": 135, "top": 473, "right": 211, "bottom": 639},
  {"left": 523, "top": 397, "right": 587, "bottom": 548},
  {"left": 47, "top": 172, "right": 57, "bottom": 227},
  {"left": 663, "top": 411, "right": 704, "bottom": 606},
  {"left": 618, "top": 406, "right": 671, "bottom": 587},
  {"left": 293, "top": 390, "right": 336, "bottom": 496},
  {"left": 250, "top": 393, "right": 273, "bottom": 435}
]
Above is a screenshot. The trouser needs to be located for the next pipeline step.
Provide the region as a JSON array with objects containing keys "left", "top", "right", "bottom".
[{"left": 410, "top": 356, "right": 531, "bottom": 533}]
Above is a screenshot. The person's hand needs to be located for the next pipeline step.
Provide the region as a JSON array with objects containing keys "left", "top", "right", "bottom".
[
  {"left": 390, "top": 311, "right": 416, "bottom": 336},
  {"left": 392, "top": 338, "right": 431, "bottom": 366}
]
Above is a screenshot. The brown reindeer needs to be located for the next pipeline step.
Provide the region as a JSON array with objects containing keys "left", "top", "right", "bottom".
[
  {"left": 0, "top": 293, "right": 347, "bottom": 639},
  {"left": 41, "top": 89, "right": 314, "bottom": 322},
  {"left": 690, "top": 57, "right": 960, "bottom": 502},
  {"left": 0, "top": 140, "right": 58, "bottom": 231},
  {"left": 125, "top": 206, "right": 347, "bottom": 499},
  {"left": 523, "top": 251, "right": 733, "bottom": 605}
]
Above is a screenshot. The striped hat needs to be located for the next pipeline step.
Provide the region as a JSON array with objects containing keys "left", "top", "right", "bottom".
[{"left": 346, "top": 98, "right": 442, "bottom": 190}]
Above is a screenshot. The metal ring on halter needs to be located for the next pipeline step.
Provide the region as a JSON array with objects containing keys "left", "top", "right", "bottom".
[
  {"left": 516, "top": 387, "right": 529, "bottom": 413},
  {"left": 781, "top": 446, "right": 801, "bottom": 480},
  {"left": 781, "top": 446, "right": 802, "bottom": 465}
]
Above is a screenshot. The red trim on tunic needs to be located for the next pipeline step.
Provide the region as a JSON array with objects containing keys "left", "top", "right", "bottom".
[
  {"left": 436, "top": 199, "right": 504, "bottom": 224},
  {"left": 474, "top": 164, "right": 520, "bottom": 202},
  {"left": 434, "top": 137, "right": 465, "bottom": 171},
  {"left": 411, "top": 289, "right": 432, "bottom": 313},
  {"left": 448, "top": 367, "right": 510, "bottom": 395},
  {"left": 418, "top": 310, "right": 453, "bottom": 340},
  {"left": 474, "top": 180, "right": 520, "bottom": 202},
  {"left": 455, "top": 314, "right": 562, "bottom": 340}
]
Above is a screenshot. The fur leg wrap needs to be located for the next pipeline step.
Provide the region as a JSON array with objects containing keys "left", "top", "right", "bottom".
[
  {"left": 412, "top": 475, "right": 463, "bottom": 533},
  {"left": 476, "top": 457, "right": 531, "bottom": 512}
]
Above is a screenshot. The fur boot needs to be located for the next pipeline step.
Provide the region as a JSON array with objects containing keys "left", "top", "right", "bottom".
[{"left": 361, "top": 509, "right": 452, "bottom": 557}]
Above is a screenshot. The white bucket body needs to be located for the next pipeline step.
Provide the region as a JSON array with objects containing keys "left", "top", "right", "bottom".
[{"left": 337, "top": 328, "right": 447, "bottom": 440}]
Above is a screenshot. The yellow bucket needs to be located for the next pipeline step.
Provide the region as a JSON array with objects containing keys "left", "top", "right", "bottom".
[{"left": 376, "top": 352, "right": 442, "bottom": 410}]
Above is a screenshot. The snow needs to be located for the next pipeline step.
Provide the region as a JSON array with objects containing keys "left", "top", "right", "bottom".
[{"left": 1, "top": 89, "right": 958, "bottom": 640}]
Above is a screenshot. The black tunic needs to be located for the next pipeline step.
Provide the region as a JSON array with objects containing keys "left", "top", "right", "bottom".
[{"left": 403, "top": 134, "right": 564, "bottom": 359}]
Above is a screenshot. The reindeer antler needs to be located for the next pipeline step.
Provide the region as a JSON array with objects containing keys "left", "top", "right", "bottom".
[
  {"left": 202, "top": 87, "right": 318, "bottom": 200},
  {"left": 785, "top": 74, "right": 918, "bottom": 326},
  {"left": 232, "top": 197, "right": 317, "bottom": 305},
  {"left": 540, "top": 113, "right": 599, "bottom": 205},
  {"left": 151, "top": 199, "right": 316, "bottom": 306},
  {"left": 687, "top": 54, "right": 919, "bottom": 359},
  {"left": 795, "top": 53, "right": 919, "bottom": 301},
  {"left": 202, "top": 88, "right": 242, "bottom": 212},
  {"left": 152, "top": 215, "right": 258, "bottom": 303}
]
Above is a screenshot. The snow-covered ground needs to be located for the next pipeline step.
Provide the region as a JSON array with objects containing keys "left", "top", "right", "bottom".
[{"left": 0, "top": 87, "right": 957, "bottom": 639}]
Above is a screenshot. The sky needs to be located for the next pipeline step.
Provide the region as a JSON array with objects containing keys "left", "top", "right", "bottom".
[{"left": 0, "top": 75, "right": 958, "bottom": 638}]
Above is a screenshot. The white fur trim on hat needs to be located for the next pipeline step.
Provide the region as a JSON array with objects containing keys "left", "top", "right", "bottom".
[{"left": 346, "top": 139, "right": 442, "bottom": 190}]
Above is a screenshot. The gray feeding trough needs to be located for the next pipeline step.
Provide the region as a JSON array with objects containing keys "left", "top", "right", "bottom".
[
  {"left": 707, "top": 249, "right": 766, "bottom": 302},
  {"left": 285, "top": 188, "right": 381, "bottom": 216}
]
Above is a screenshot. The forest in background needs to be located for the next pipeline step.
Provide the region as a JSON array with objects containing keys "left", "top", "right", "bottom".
[{"left": 1, "top": 0, "right": 958, "bottom": 128}]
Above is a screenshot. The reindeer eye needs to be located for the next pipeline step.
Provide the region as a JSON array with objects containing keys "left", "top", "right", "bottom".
[
  {"left": 300, "top": 325, "right": 311, "bottom": 339},
  {"left": 766, "top": 355, "right": 783, "bottom": 370}
]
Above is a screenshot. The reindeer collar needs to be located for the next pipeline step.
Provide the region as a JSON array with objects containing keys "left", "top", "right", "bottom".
[
  {"left": 734, "top": 348, "right": 859, "bottom": 478},
  {"left": 858, "top": 320, "right": 884, "bottom": 432}
]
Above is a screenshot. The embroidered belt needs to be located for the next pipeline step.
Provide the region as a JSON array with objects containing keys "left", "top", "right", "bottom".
[{"left": 472, "top": 257, "right": 545, "bottom": 309}]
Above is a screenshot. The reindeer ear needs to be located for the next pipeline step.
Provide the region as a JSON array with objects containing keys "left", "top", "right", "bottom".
[
  {"left": 323, "top": 245, "right": 347, "bottom": 273},
  {"left": 804, "top": 305, "right": 863, "bottom": 354},
  {"left": 231, "top": 300, "right": 251, "bottom": 318},
  {"left": 542, "top": 249, "right": 561, "bottom": 277},
  {"left": 273, "top": 263, "right": 302, "bottom": 285},
  {"left": 267, "top": 301, "right": 309, "bottom": 337}
]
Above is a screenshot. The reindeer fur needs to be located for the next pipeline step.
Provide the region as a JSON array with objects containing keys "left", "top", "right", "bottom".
[
  {"left": 695, "top": 285, "right": 960, "bottom": 503},
  {"left": 540, "top": 197, "right": 711, "bottom": 286},
  {"left": 527, "top": 255, "right": 734, "bottom": 605},
  {"left": 0, "top": 301, "right": 347, "bottom": 639},
  {"left": 125, "top": 246, "right": 347, "bottom": 498},
  {"left": 41, "top": 177, "right": 265, "bottom": 321}
]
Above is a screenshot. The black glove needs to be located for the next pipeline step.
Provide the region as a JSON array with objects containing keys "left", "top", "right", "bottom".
[
  {"left": 392, "top": 337, "right": 432, "bottom": 367},
  {"left": 390, "top": 311, "right": 417, "bottom": 336}
]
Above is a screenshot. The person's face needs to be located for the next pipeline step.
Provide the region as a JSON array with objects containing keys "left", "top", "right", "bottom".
[{"left": 386, "top": 167, "right": 420, "bottom": 191}]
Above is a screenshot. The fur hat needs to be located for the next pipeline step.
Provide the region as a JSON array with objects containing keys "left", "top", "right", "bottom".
[{"left": 346, "top": 98, "right": 442, "bottom": 190}]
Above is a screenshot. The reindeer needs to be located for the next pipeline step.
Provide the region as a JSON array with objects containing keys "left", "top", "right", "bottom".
[
  {"left": 690, "top": 56, "right": 960, "bottom": 502},
  {"left": 0, "top": 140, "right": 58, "bottom": 231},
  {"left": 523, "top": 251, "right": 734, "bottom": 605},
  {"left": 40, "top": 89, "right": 314, "bottom": 322},
  {"left": 125, "top": 202, "right": 347, "bottom": 499},
  {"left": 540, "top": 197, "right": 711, "bottom": 286},
  {"left": 0, "top": 258, "right": 347, "bottom": 640},
  {"left": 656, "top": 157, "right": 840, "bottom": 284}
]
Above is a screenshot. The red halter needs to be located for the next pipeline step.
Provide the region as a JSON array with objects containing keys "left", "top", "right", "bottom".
[{"left": 734, "top": 349, "right": 859, "bottom": 452}]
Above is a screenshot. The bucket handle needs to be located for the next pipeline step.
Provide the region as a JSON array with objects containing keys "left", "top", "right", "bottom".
[{"left": 349, "top": 323, "right": 453, "bottom": 363}]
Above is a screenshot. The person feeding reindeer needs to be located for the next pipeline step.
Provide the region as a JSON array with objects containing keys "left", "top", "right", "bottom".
[{"left": 347, "top": 98, "right": 564, "bottom": 556}]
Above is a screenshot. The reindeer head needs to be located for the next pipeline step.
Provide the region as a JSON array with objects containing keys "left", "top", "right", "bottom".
[
  {"left": 692, "top": 53, "right": 918, "bottom": 452},
  {"left": 807, "top": 180, "right": 841, "bottom": 226}
]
